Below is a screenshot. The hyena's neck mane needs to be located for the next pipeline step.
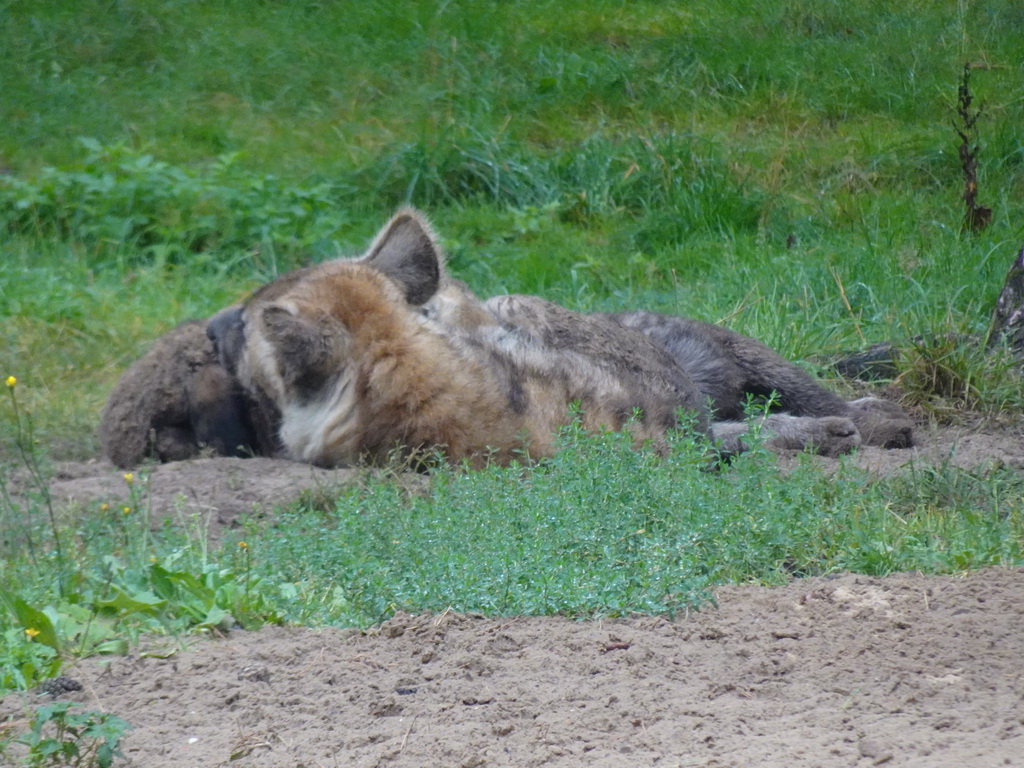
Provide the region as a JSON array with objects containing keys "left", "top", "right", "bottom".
[{"left": 352, "top": 313, "right": 532, "bottom": 466}]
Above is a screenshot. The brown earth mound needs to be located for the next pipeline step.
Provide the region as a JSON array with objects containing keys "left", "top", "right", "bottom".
[{"left": 2, "top": 568, "right": 1022, "bottom": 767}]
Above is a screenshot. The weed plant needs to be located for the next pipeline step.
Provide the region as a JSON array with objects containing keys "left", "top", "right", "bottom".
[
  {"left": 237, "top": 423, "right": 1023, "bottom": 625},
  {"left": 1, "top": 416, "right": 1022, "bottom": 695},
  {"left": 0, "top": 701, "right": 129, "bottom": 768}
]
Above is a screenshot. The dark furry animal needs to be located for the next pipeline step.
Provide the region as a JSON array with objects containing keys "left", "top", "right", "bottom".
[
  {"left": 101, "top": 208, "right": 910, "bottom": 467},
  {"left": 488, "top": 295, "right": 862, "bottom": 457},
  {"left": 205, "top": 209, "right": 730, "bottom": 466},
  {"left": 99, "top": 319, "right": 279, "bottom": 468}
]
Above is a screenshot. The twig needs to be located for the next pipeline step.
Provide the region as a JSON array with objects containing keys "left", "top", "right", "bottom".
[
  {"left": 399, "top": 716, "right": 417, "bottom": 753},
  {"left": 830, "top": 267, "right": 866, "bottom": 344}
]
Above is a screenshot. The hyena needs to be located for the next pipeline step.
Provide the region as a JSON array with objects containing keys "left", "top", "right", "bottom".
[
  {"left": 98, "top": 318, "right": 279, "bottom": 468},
  {"left": 98, "top": 209, "right": 450, "bottom": 468},
  {"left": 206, "top": 208, "right": 862, "bottom": 466},
  {"left": 104, "top": 207, "right": 905, "bottom": 466},
  {"left": 205, "top": 208, "right": 711, "bottom": 465}
]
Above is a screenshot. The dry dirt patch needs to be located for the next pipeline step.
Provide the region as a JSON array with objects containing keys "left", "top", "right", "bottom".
[
  {"left": 24, "top": 420, "right": 1024, "bottom": 540},
  {"left": 2, "top": 569, "right": 1022, "bottom": 767}
]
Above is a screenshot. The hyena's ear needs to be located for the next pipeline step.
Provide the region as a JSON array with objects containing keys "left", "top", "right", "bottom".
[
  {"left": 261, "top": 307, "right": 340, "bottom": 394},
  {"left": 362, "top": 208, "right": 443, "bottom": 305}
]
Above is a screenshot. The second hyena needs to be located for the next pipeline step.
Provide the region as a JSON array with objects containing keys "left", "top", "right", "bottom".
[{"left": 98, "top": 318, "right": 279, "bottom": 468}]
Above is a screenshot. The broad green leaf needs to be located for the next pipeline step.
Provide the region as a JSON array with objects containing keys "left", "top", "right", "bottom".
[
  {"left": 95, "top": 588, "right": 165, "bottom": 616},
  {"left": 0, "top": 589, "right": 60, "bottom": 651}
]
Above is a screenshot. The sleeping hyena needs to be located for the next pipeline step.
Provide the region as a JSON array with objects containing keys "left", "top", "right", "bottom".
[
  {"left": 102, "top": 207, "right": 908, "bottom": 466},
  {"left": 98, "top": 317, "right": 280, "bottom": 468},
  {"left": 204, "top": 209, "right": 710, "bottom": 465},
  {"left": 204, "top": 208, "right": 864, "bottom": 466}
]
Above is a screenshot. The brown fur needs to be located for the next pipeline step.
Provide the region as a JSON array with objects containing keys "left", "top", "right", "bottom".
[
  {"left": 491, "top": 297, "right": 862, "bottom": 457},
  {"left": 105, "top": 208, "right": 908, "bottom": 467},
  {"left": 98, "top": 319, "right": 276, "bottom": 468},
  {"left": 209, "top": 209, "right": 723, "bottom": 466},
  {"left": 211, "top": 210, "right": 872, "bottom": 465}
]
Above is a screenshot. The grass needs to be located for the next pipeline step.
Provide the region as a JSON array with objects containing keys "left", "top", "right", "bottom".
[{"left": 1, "top": 0, "right": 1024, "bottom": 697}]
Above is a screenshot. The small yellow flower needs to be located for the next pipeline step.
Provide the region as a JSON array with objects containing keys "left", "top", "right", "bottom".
[
  {"left": 122, "top": 506, "right": 131, "bottom": 515},
  {"left": 100, "top": 503, "right": 109, "bottom": 512},
  {"left": 25, "top": 628, "right": 39, "bottom": 639},
  {"left": 123, "top": 472, "right": 134, "bottom": 485},
  {"left": 5, "top": 376, "right": 15, "bottom": 389},
  {"left": 238, "top": 542, "right": 248, "bottom": 550}
]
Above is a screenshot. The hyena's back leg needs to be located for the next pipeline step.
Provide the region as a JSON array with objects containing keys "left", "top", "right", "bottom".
[
  {"left": 610, "top": 311, "right": 914, "bottom": 448},
  {"left": 711, "top": 414, "right": 860, "bottom": 458},
  {"left": 610, "top": 311, "right": 850, "bottom": 419}
]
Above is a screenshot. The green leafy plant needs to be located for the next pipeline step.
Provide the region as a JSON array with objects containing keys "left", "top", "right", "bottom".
[
  {"left": 2, "top": 702, "right": 130, "bottom": 768},
  {"left": 0, "top": 626, "right": 61, "bottom": 692},
  {"left": 0, "top": 140, "right": 352, "bottom": 270}
]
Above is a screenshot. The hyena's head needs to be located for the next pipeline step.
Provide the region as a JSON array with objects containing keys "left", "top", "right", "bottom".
[{"left": 206, "top": 208, "right": 468, "bottom": 464}]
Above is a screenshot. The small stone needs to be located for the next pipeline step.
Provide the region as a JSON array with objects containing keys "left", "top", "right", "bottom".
[{"left": 858, "top": 738, "right": 893, "bottom": 764}]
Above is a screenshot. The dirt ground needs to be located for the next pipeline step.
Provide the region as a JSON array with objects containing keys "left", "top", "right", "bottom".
[
  {"left": 2, "top": 420, "right": 1024, "bottom": 767},
  {"left": 1, "top": 569, "right": 1021, "bottom": 768}
]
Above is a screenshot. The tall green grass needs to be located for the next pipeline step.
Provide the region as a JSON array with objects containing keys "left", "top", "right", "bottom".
[{"left": 3, "top": 0, "right": 1024, "bottom": 449}]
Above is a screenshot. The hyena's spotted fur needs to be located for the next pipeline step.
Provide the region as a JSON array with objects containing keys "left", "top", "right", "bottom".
[
  {"left": 100, "top": 208, "right": 451, "bottom": 468},
  {"left": 486, "top": 295, "right": 863, "bottom": 458},
  {"left": 207, "top": 209, "right": 722, "bottom": 466},
  {"left": 104, "top": 207, "right": 911, "bottom": 467},
  {"left": 608, "top": 311, "right": 914, "bottom": 449},
  {"left": 208, "top": 209, "right": 869, "bottom": 466}
]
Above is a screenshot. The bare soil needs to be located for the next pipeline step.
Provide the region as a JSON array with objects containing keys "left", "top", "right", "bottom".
[
  {"left": 3, "top": 421, "right": 1023, "bottom": 767},
  {"left": 2, "top": 569, "right": 1022, "bottom": 767}
]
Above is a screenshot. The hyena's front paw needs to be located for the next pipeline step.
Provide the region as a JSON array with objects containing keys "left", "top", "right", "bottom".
[
  {"left": 762, "top": 414, "right": 861, "bottom": 457},
  {"left": 846, "top": 397, "right": 914, "bottom": 449}
]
